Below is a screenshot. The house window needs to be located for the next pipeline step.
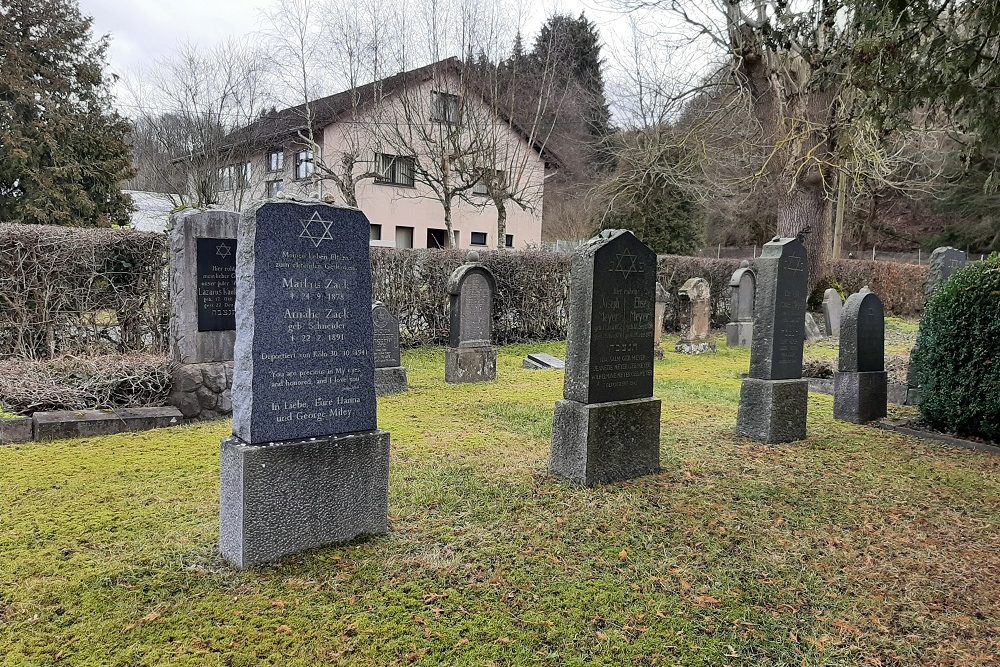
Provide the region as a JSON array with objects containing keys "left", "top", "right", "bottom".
[
  {"left": 267, "top": 150, "right": 284, "bottom": 173},
  {"left": 294, "top": 150, "right": 314, "bottom": 180},
  {"left": 472, "top": 180, "right": 489, "bottom": 196},
  {"left": 266, "top": 179, "right": 284, "bottom": 198},
  {"left": 431, "top": 91, "right": 460, "bottom": 124},
  {"left": 427, "top": 228, "right": 447, "bottom": 249},
  {"left": 505, "top": 234, "right": 514, "bottom": 248},
  {"left": 218, "top": 166, "right": 235, "bottom": 191},
  {"left": 473, "top": 170, "right": 503, "bottom": 196},
  {"left": 370, "top": 224, "right": 382, "bottom": 241},
  {"left": 239, "top": 162, "right": 252, "bottom": 188},
  {"left": 395, "top": 226, "right": 414, "bottom": 249},
  {"left": 375, "top": 153, "right": 415, "bottom": 187},
  {"left": 470, "top": 232, "right": 488, "bottom": 246}
]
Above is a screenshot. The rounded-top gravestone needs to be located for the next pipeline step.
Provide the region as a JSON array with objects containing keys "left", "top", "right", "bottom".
[{"left": 445, "top": 252, "right": 498, "bottom": 383}]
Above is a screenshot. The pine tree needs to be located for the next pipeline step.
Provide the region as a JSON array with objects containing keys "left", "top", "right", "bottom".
[{"left": 0, "top": 0, "right": 134, "bottom": 227}]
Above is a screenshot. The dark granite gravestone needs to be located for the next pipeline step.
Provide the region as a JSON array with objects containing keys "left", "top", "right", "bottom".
[
  {"left": 220, "top": 201, "right": 390, "bottom": 569},
  {"left": 736, "top": 237, "right": 809, "bottom": 443},
  {"left": 834, "top": 287, "right": 887, "bottom": 423},
  {"left": 924, "top": 247, "right": 967, "bottom": 299},
  {"left": 550, "top": 229, "right": 661, "bottom": 487},
  {"left": 822, "top": 288, "right": 843, "bottom": 337},
  {"left": 445, "top": 252, "right": 497, "bottom": 383},
  {"left": 726, "top": 261, "right": 755, "bottom": 347},
  {"left": 372, "top": 301, "right": 408, "bottom": 395},
  {"left": 170, "top": 209, "right": 239, "bottom": 363}
]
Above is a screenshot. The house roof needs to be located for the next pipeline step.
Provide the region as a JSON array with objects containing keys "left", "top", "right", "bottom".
[{"left": 222, "top": 57, "right": 563, "bottom": 168}]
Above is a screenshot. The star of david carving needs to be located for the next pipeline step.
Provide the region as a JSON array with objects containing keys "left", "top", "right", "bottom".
[
  {"left": 299, "top": 212, "right": 335, "bottom": 248},
  {"left": 609, "top": 247, "right": 642, "bottom": 281},
  {"left": 215, "top": 242, "right": 232, "bottom": 259}
]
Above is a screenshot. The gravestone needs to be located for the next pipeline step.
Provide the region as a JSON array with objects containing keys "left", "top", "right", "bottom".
[
  {"left": 822, "top": 288, "right": 843, "bottom": 337},
  {"left": 550, "top": 229, "right": 661, "bottom": 487},
  {"left": 372, "top": 302, "right": 408, "bottom": 395},
  {"left": 804, "top": 313, "right": 825, "bottom": 342},
  {"left": 445, "top": 252, "right": 497, "bottom": 383},
  {"left": 168, "top": 209, "right": 239, "bottom": 420},
  {"left": 220, "top": 201, "right": 390, "bottom": 569},
  {"left": 924, "top": 246, "right": 967, "bottom": 298},
  {"left": 524, "top": 352, "right": 565, "bottom": 370},
  {"left": 736, "top": 237, "right": 809, "bottom": 443},
  {"left": 675, "top": 277, "right": 715, "bottom": 354},
  {"left": 653, "top": 282, "right": 668, "bottom": 359},
  {"left": 834, "top": 287, "right": 887, "bottom": 423},
  {"left": 726, "top": 261, "right": 755, "bottom": 347}
]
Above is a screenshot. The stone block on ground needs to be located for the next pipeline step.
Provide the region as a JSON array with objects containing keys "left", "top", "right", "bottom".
[
  {"left": 0, "top": 417, "right": 33, "bottom": 444},
  {"left": 550, "top": 397, "right": 661, "bottom": 487},
  {"left": 834, "top": 371, "right": 888, "bottom": 424},
  {"left": 736, "top": 378, "right": 808, "bottom": 444},
  {"left": 374, "top": 367, "right": 409, "bottom": 396},
  {"left": 523, "top": 353, "right": 565, "bottom": 370},
  {"left": 219, "top": 430, "right": 390, "bottom": 569},
  {"left": 33, "top": 407, "right": 183, "bottom": 441},
  {"left": 445, "top": 346, "right": 496, "bottom": 384}
]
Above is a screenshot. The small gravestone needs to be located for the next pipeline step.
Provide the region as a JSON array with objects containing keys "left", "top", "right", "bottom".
[
  {"left": 675, "top": 277, "right": 715, "bottom": 354},
  {"left": 822, "top": 288, "right": 843, "bottom": 337},
  {"left": 726, "top": 261, "right": 755, "bottom": 347},
  {"left": 736, "top": 237, "right": 809, "bottom": 443},
  {"left": 550, "top": 229, "right": 661, "bottom": 487},
  {"left": 834, "top": 287, "right": 887, "bottom": 423},
  {"left": 445, "top": 252, "right": 497, "bottom": 383},
  {"left": 804, "top": 312, "right": 825, "bottom": 342},
  {"left": 653, "top": 282, "right": 668, "bottom": 358},
  {"left": 924, "top": 246, "right": 967, "bottom": 299},
  {"left": 372, "top": 302, "right": 408, "bottom": 395},
  {"left": 524, "top": 352, "right": 565, "bottom": 370},
  {"left": 220, "top": 201, "right": 390, "bottom": 569}
]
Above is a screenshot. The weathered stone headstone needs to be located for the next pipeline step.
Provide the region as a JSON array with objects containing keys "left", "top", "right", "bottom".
[
  {"left": 726, "top": 261, "right": 755, "bottom": 348},
  {"left": 372, "top": 302, "right": 408, "bottom": 395},
  {"left": 822, "top": 288, "right": 843, "bottom": 337},
  {"left": 550, "top": 229, "right": 661, "bottom": 486},
  {"left": 924, "top": 246, "right": 967, "bottom": 298},
  {"left": 736, "top": 237, "right": 809, "bottom": 443},
  {"left": 653, "top": 282, "right": 668, "bottom": 359},
  {"left": 524, "top": 352, "right": 565, "bottom": 370},
  {"left": 168, "top": 209, "right": 239, "bottom": 420},
  {"left": 675, "top": 277, "right": 715, "bottom": 354},
  {"left": 220, "top": 201, "right": 390, "bottom": 569},
  {"left": 804, "top": 312, "right": 825, "bottom": 342},
  {"left": 834, "top": 287, "right": 887, "bottom": 423},
  {"left": 445, "top": 252, "right": 497, "bottom": 383}
]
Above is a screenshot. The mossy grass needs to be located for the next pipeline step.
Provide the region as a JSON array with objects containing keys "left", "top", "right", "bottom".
[{"left": 2, "top": 332, "right": 998, "bottom": 666}]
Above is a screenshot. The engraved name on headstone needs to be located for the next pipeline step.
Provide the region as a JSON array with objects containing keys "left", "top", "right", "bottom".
[
  {"left": 231, "top": 203, "right": 376, "bottom": 444},
  {"left": 196, "top": 237, "right": 237, "bottom": 332},
  {"left": 371, "top": 302, "right": 401, "bottom": 368}
]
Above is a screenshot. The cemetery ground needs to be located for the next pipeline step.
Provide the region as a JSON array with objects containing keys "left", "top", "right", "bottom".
[{"left": 2, "top": 321, "right": 999, "bottom": 666}]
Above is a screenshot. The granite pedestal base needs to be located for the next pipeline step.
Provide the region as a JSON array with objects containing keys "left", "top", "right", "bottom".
[
  {"left": 726, "top": 321, "right": 753, "bottom": 348},
  {"left": 375, "top": 367, "right": 409, "bottom": 396},
  {"left": 736, "top": 378, "right": 808, "bottom": 443},
  {"left": 834, "top": 370, "right": 887, "bottom": 424},
  {"left": 550, "top": 397, "right": 661, "bottom": 487},
  {"left": 220, "top": 430, "right": 390, "bottom": 569},
  {"left": 445, "top": 346, "right": 496, "bottom": 384}
]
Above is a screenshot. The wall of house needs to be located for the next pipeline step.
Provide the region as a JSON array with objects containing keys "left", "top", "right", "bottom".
[{"left": 215, "top": 78, "right": 545, "bottom": 250}]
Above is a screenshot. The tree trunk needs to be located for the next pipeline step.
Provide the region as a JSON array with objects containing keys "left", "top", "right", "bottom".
[
  {"left": 775, "top": 181, "right": 830, "bottom": 293},
  {"left": 444, "top": 197, "right": 456, "bottom": 248},
  {"left": 495, "top": 200, "right": 507, "bottom": 249}
]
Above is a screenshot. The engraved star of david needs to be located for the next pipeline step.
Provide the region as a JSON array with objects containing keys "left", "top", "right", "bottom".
[
  {"left": 609, "top": 247, "right": 642, "bottom": 281},
  {"left": 299, "top": 212, "right": 335, "bottom": 248},
  {"left": 215, "top": 242, "right": 232, "bottom": 259}
]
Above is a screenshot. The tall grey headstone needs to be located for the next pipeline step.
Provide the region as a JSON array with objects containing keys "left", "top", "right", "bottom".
[
  {"left": 550, "top": 229, "right": 661, "bottom": 487},
  {"left": 220, "top": 201, "right": 390, "bottom": 569},
  {"left": 675, "top": 277, "right": 715, "bottom": 354},
  {"left": 445, "top": 252, "right": 497, "bottom": 383},
  {"left": 736, "top": 237, "right": 809, "bottom": 443},
  {"left": 822, "top": 288, "right": 843, "bottom": 337},
  {"left": 653, "top": 282, "right": 668, "bottom": 359},
  {"left": 924, "top": 246, "right": 967, "bottom": 299},
  {"left": 726, "top": 261, "right": 755, "bottom": 347},
  {"left": 804, "top": 313, "right": 825, "bottom": 342},
  {"left": 372, "top": 301, "right": 408, "bottom": 395},
  {"left": 834, "top": 287, "right": 887, "bottom": 423}
]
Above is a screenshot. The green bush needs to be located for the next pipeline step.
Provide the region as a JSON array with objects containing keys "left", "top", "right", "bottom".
[{"left": 912, "top": 255, "right": 1000, "bottom": 441}]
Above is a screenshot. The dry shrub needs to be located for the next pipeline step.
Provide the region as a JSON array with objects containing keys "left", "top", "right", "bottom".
[
  {"left": 829, "top": 259, "right": 927, "bottom": 317},
  {"left": 0, "top": 354, "right": 174, "bottom": 415},
  {"left": 0, "top": 223, "right": 168, "bottom": 361}
]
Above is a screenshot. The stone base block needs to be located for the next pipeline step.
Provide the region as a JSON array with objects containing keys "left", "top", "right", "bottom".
[
  {"left": 375, "top": 366, "right": 409, "bottom": 396},
  {"left": 726, "top": 321, "right": 753, "bottom": 348},
  {"left": 220, "top": 430, "right": 390, "bottom": 569},
  {"left": 33, "top": 407, "right": 183, "bottom": 442},
  {"left": 169, "top": 361, "right": 234, "bottom": 420},
  {"left": 834, "top": 371, "right": 888, "bottom": 424},
  {"left": 736, "top": 378, "right": 808, "bottom": 444},
  {"left": 0, "top": 417, "right": 33, "bottom": 444},
  {"left": 675, "top": 339, "right": 716, "bottom": 355},
  {"left": 550, "top": 397, "right": 661, "bottom": 487},
  {"left": 445, "top": 346, "right": 496, "bottom": 384}
]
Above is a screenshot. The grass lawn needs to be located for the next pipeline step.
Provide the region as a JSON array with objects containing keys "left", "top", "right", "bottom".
[{"left": 2, "top": 333, "right": 999, "bottom": 666}]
